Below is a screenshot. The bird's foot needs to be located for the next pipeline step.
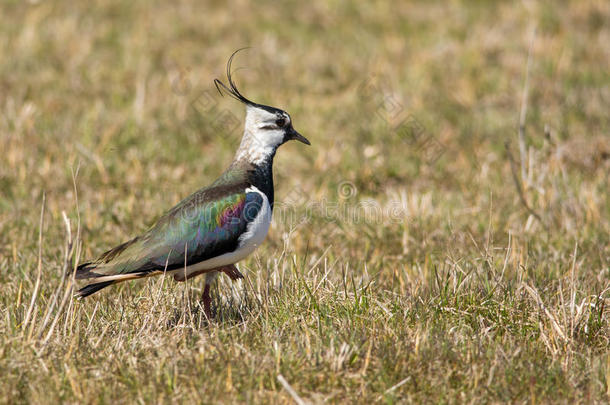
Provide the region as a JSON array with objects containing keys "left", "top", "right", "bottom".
[{"left": 220, "top": 264, "right": 244, "bottom": 281}]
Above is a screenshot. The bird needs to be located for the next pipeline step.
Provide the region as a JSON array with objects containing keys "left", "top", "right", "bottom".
[{"left": 74, "top": 50, "right": 310, "bottom": 317}]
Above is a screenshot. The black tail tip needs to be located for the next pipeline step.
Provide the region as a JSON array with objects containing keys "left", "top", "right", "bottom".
[
  {"left": 76, "top": 281, "right": 115, "bottom": 298},
  {"left": 73, "top": 262, "right": 100, "bottom": 280}
]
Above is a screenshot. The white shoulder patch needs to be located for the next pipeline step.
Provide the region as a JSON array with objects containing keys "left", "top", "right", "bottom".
[{"left": 238, "top": 186, "right": 272, "bottom": 249}]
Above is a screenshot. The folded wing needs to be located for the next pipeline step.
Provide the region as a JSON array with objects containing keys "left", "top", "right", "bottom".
[{"left": 76, "top": 187, "right": 264, "bottom": 280}]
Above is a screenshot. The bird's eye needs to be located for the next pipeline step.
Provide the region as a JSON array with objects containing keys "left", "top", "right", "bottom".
[{"left": 275, "top": 118, "right": 286, "bottom": 127}]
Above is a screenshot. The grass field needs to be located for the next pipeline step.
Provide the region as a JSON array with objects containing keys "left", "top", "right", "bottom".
[{"left": 1, "top": 0, "right": 609, "bottom": 403}]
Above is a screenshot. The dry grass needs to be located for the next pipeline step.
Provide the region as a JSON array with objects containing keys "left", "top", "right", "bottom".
[{"left": 1, "top": 0, "right": 609, "bottom": 403}]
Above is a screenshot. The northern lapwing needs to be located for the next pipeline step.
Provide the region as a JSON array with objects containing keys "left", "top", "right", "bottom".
[{"left": 75, "top": 50, "right": 310, "bottom": 317}]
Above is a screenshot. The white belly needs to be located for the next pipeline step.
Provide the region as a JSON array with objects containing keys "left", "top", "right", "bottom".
[{"left": 172, "top": 186, "right": 271, "bottom": 277}]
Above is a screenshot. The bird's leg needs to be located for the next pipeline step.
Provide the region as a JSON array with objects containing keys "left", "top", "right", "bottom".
[
  {"left": 173, "top": 268, "right": 238, "bottom": 319},
  {"left": 201, "top": 282, "right": 212, "bottom": 319},
  {"left": 200, "top": 271, "right": 219, "bottom": 319},
  {"left": 219, "top": 264, "right": 244, "bottom": 281}
]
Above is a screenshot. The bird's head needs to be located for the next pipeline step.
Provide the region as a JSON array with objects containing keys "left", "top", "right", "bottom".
[{"left": 214, "top": 50, "right": 309, "bottom": 164}]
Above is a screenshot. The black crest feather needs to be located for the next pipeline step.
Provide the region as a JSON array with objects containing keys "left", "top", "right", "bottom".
[
  {"left": 214, "top": 48, "right": 255, "bottom": 106},
  {"left": 214, "top": 48, "right": 285, "bottom": 115}
]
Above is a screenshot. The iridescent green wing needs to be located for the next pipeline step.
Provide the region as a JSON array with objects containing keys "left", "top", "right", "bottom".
[{"left": 77, "top": 187, "right": 264, "bottom": 278}]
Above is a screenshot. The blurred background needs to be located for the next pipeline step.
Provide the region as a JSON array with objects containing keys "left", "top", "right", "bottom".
[
  {"left": 0, "top": 0, "right": 608, "bottom": 402},
  {"left": 1, "top": 1, "right": 608, "bottom": 245}
]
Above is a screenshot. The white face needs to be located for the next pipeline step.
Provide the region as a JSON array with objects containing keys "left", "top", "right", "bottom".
[
  {"left": 245, "top": 105, "right": 290, "bottom": 146},
  {"left": 237, "top": 105, "right": 291, "bottom": 164}
]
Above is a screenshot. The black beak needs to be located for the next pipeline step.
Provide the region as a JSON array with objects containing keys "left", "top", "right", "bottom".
[{"left": 287, "top": 126, "right": 310, "bottom": 145}]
